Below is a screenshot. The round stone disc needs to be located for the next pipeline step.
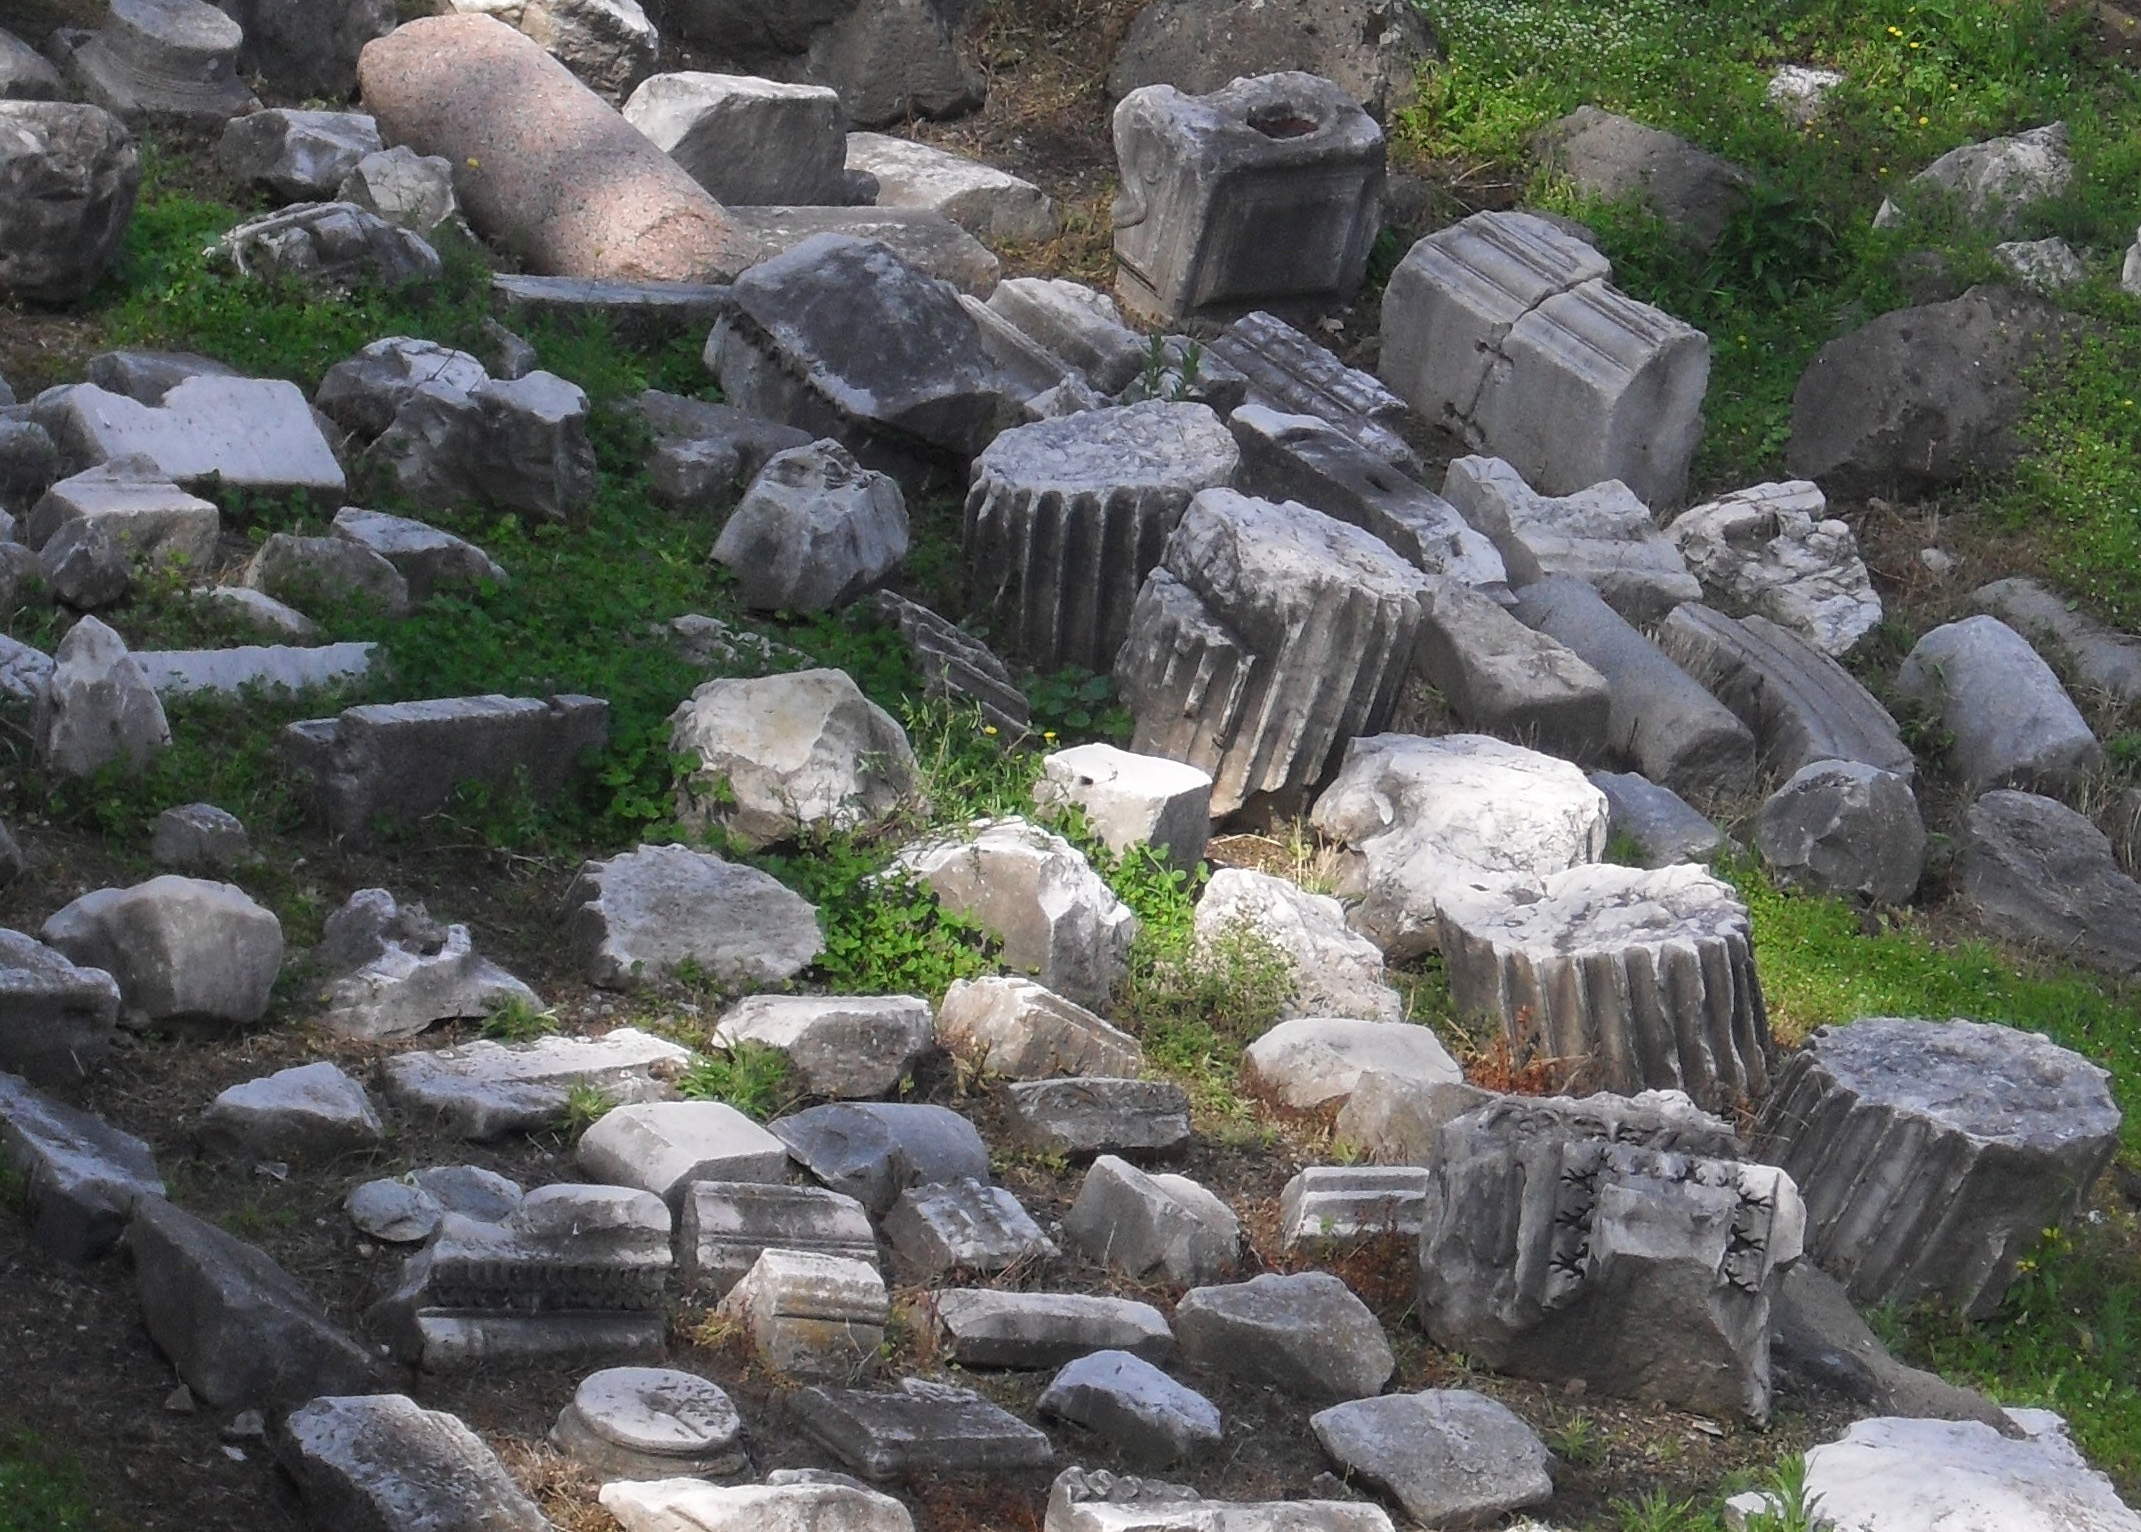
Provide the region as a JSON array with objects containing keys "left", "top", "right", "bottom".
[{"left": 573, "top": 1368, "right": 742, "bottom": 1456}]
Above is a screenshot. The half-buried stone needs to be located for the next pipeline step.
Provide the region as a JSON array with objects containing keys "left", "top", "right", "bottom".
[
  {"left": 962, "top": 401, "right": 1241, "bottom": 672},
  {"left": 1242, "top": 1017, "right": 1462, "bottom": 1113},
  {"left": 346, "top": 1178, "right": 444, "bottom": 1244},
  {"left": 201, "top": 1061, "right": 384, "bottom": 1162},
  {"left": 713, "top": 994, "right": 935, "bottom": 1099},
  {"left": 929, "top": 1289, "right": 1174, "bottom": 1369},
  {"left": 1038, "top": 1350, "right": 1222, "bottom": 1466},
  {"left": 1754, "top": 1017, "right": 2122, "bottom": 1318},
  {"left": 1175, "top": 1271, "right": 1395, "bottom": 1403},
  {"left": 1310, "top": 1390, "right": 1555, "bottom": 1529},
  {"left": 789, "top": 1377, "right": 1055, "bottom": 1478},
  {"left": 551, "top": 1366, "right": 747, "bottom": 1479},
  {"left": 565, "top": 842, "right": 824, "bottom": 989},
  {"left": 381, "top": 1026, "right": 690, "bottom": 1139},
  {"left": 1438, "top": 861, "right": 1768, "bottom": 1108},
  {"left": 1063, "top": 1155, "right": 1240, "bottom": 1285},
  {"left": 1193, "top": 868, "right": 1401, "bottom": 1022}
]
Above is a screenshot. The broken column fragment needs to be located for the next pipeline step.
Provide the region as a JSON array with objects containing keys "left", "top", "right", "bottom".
[
  {"left": 1754, "top": 1016, "right": 2121, "bottom": 1318},
  {"left": 1208, "top": 308, "right": 1424, "bottom": 475},
  {"left": 1666, "top": 480, "right": 1881, "bottom": 656},
  {"left": 1114, "top": 488, "right": 1429, "bottom": 817},
  {"left": 1381, "top": 210, "right": 1709, "bottom": 508}
]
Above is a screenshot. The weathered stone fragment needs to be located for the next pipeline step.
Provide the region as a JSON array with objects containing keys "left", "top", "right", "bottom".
[
  {"left": 1417, "top": 1093, "right": 1800, "bottom": 1421},
  {"left": 332, "top": 507, "right": 508, "bottom": 602},
  {"left": 1511, "top": 577, "right": 1756, "bottom": 802},
  {"left": 1975, "top": 577, "right": 2141, "bottom": 704},
  {"left": 1381, "top": 211, "right": 1707, "bottom": 508},
  {"left": 444, "top": 0, "right": 658, "bottom": 103},
  {"left": 1311, "top": 732, "right": 1609, "bottom": 958},
  {"left": 625, "top": 73, "right": 848, "bottom": 205},
  {"left": 347, "top": 1180, "right": 445, "bottom": 1243},
  {"left": 1040, "top": 1350, "right": 1222, "bottom": 1465},
  {"left": 1209, "top": 309, "right": 1423, "bottom": 473},
  {"left": 891, "top": 818, "right": 1137, "bottom": 1009},
  {"left": 29, "top": 458, "right": 217, "bottom": 573},
  {"left": 1666, "top": 480, "right": 1880, "bottom": 656},
  {"left": 278, "top": 1394, "right": 553, "bottom": 1532},
  {"left": 1194, "top": 868, "right": 1401, "bottom": 1022},
  {"left": 0, "top": 930, "right": 119, "bottom": 1086},
  {"left": 566, "top": 844, "right": 823, "bottom": 990},
  {"left": 1958, "top": 790, "right": 2141, "bottom": 976},
  {"left": 132, "top": 641, "right": 377, "bottom": 701},
  {"left": 1115, "top": 488, "right": 1429, "bottom": 816},
  {"left": 790, "top": 1377, "right": 1054, "bottom": 1478},
  {"left": 772, "top": 1101, "right": 990, "bottom": 1215},
  {"left": 1876, "top": 122, "right": 2071, "bottom": 234},
  {"left": 930, "top": 1289, "right": 1173, "bottom": 1369},
  {"left": 281, "top": 694, "right": 608, "bottom": 844},
  {"left": 35, "top": 615, "right": 168, "bottom": 779},
  {"left": 1757, "top": 760, "right": 1926, "bottom": 905},
  {"left": 984, "top": 277, "right": 1149, "bottom": 396},
  {"left": 202, "top": 1062, "right": 384, "bottom": 1162},
  {"left": 318, "top": 896, "right": 537, "bottom": 1041},
  {"left": 1006, "top": 1077, "right": 1192, "bottom": 1159},
  {"left": 1441, "top": 456, "right": 1698, "bottom": 623},
  {"left": 209, "top": 201, "right": 443, "bottom": 290},
  {"left": 637, "top": 389, "right": 811, "bottom": 514},
  {"left": 0, "top": 1070, "right": 160, "bottom": 1259},
  {"left": 1111, "top": 73, "right": 1383, "bottom": 323},
  {"left": 1895, "top": 615, "right": 2101, "bottom": 794},
  {"left": 964, "top": 402, "right": 1241, "bottom": 672},
  {"left": 729, "top": 205, "right": 1002, "bottom": 297},
  {"left": 883, "top": 1176, "right": 1058, "bottom": 1276},
  {"left": 1537, "top": 107, "right": 1751, "bottom": 248},
  {"left": 0, "top": 102, "right": 140, "bottom": 305},
  {"left": 1044, "top": 1469, "right": 1396, "bottom": 1532},
  {"left": 244, "top": 531, "right": 411, "bottom": 618},
  {"left": 849, "top": 132, "right": 1057, "bottom": 243},
  {"left": 677, "top": 1180, "right": 877, "bottom": 1297},
  {"left": 1770, "top": 1260, "right": 2015, "bottom": 1430},
  {"left": 1755, "top": 1016, "right": 2122, "bottom": 1317},
  {"left": 1413, "top": 576, "right": 1613, "bottom": 759},
  {"left": 217, "top": 110, "right": 381, "bottom": 202},
  {"left": 1440, "top": 861, "right": 1767, "bottom": 1106},
  {"left": 315, "top": 337, "right": 490, "bottom": 442},
  {"left": 1659, "top": 604, "right": 1913, "bottom": 780},
  {"left": 1589, "top": 770, "right": 1726, "bottom": 867},
  {"left": 713, "top": 994, "right": 932, "bottom": 1099},
  {"left": 1244, "top": 1018, "right": 1462, "bottom": 1113},
  {"left": 1064, "top": 1155, "right": 1239, "bottom": 1285},
  {"left": 714, "top": 441, "right": 909, "bottom": 613},
  {"left": 602, "top": 1478, "right": 916, "bottom": 1532},
  {"left": 381, "top": 1027, "right": 690, "bottom": 1138},
  {"left": 366, "top": 368, "right": 598, "bottom": 522},
  {"left": 1176, "top": 1271, "right": 1393, "bottom": 1401},
  {"left": 935, "top": 976, "right": 1143, "bottom": 1080},
  {"left": 578, "top": 1100, "right": 790, "bottom": 1207},
  {"left": 41, "top": 876, "right": 281, "bottom": 1032},
  {"left": 0, "top": 28, "right": 63, "bottom": 100},
  {"left": 668, "top": 0, "right": 982, "bottom": 130},
  {"left": 551, "top": 1366, "right": 748, "bottom": 1479},
  {"left": 130, "top": 1196, "right": 387, "bottom": 1408},
  {"left": 358, "top": 15, "right": 757, "bottom": 281},
  {"left": 1036, "top": 744, "right": 1212, "bottom": 871},
  {"left": 1801, "top": 1411, "right": 2141, "bottom": 1532},
  {"left": 36, "top": 516, "right": 128, "bottom": 610},
  {"left": 1310, "top": 1390, "right": 1555, "bottom": 1529},
  {"left": 337, "top": 144, "right": 461, "bottom": 240},
  {"left": 860, "top": 590, "right": 1031, "bottom": 734},
  {"left": 719, "top": 1247, "right": 888, "bottom": 1380},
  {"left": 1279, "top": 1165, "right": 1431, "bottom": 1246},
  {"left": 55, "top": 0, "right": 256, "bottom": 126}
]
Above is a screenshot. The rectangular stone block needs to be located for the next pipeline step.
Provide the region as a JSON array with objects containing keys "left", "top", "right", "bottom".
[
  {"left": 1278, "top": 1165, "right": 1431, "bottom": 1245},
  {"left": 0, "top": 1070, "right": 160, "bottom": 1260},
  {"left": 381, "top": 1027, "right": 690, "bottom": 1139},
  {"left": 133, "top": 642, "right": 376, "bottom": 699},
  {"left": 790, "top": 1378, "right": 1054, "bottom": 1478},
  {"left": 719, "top": 1247, "right": 888, "bottom": 1381},
  {"left": 37, "top": 377, "right": 346, "bottom": 499},
  {"left": 1413, "top": 576, "right": 1612, "bottom": 762},
  {"left": 279, "top": 692, "right": 608, "bottom": 843},
  {"left": 678, "top": 1180, "right": 879, "bottom": 1297},
  {"left": 26, "top": 459, "right": 218, "bottom": 569}
]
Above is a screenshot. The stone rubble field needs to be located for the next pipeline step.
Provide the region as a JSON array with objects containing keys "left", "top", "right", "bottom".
[{"left": 2, "top": 0, "right": 2141, "bottom": 1528}]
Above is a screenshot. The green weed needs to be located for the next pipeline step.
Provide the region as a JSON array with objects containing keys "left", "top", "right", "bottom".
[
  {"left": 677, "top": 1041, "right": 797, "bottom": 1119},
  {"left": 562, "top": 1082, "right": 614, "bottom": 1140},
  {"left": 478, "top": 996, "right": 558, "bottom": 1043},
  {"left": 0, "top": 1434, "right": 97, "bottom": 1532}
]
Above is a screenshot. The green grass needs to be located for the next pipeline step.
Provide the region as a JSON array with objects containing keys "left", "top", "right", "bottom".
[
  {"left": 678, "top": 1040, "right": 798, "bottom": 1119},
  {"left": 0, "top": 1436, "right": 98, "bottom": 1532}
]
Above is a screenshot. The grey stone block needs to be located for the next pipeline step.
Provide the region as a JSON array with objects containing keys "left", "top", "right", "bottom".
[
  {"left": 1975, "top": 576, "right": 2141, "bottom": 705},
  {"left": 882, "top": 1176, "right": 1058, "bottom": 1276},
  {"left": 278, "top": 1395, "right": 551, "bottom": 1532},
  {"left": 0, "top": 1070, "right": 161, "bottom": 1260},
  {"left": 625, "top": 73, "right": 849, "bottom": 206},
  {"left": 1770, "top": 1261, "right": 2014, "bottom": 1431},
  {"left": 565, "top": 842, "right": 825, "bottom": 990},
  {"left": 985, "top": 277, "right": 1148, "bottom": 395},
  {"left": 56, "top": 0, "right": 256, "bottom": 127},
  {"left": 848, "top": 132, "right": 1057, "bottom": 243},
  {"left": 216, "top": 109, "right": 381, "bottom": 202},
  {"left": 771, "top": 1102, "right": 991, "bottom": 1215},
  {"left": 719, "top": 1246, "right": 887, "bottom": 1380},
  {"left": 637, "top": 389, "right": 812, "bottom": 514},
  {"left": 678, "top": 1179, "right": 878, "bottom": 1298},
  {"left": 0, "top": 930, "right": 119, "bottom": 1086},
  {"left": 725, "top": 205, "right": 1002, "bottom": 298},
  {"left": 1208, "top": 308, "right": 1424, "bottom": 474},
  {"left": 33, "top": 615, "right": 169, "bottom": 780},
  {"left": 1895, "top": 615, "right": 2101, "bottom": 795},
  {"left": 712, "top": 439, "right": 909, "bottom": 613},
  {"left": 578, "top": 1100, "right": 791, "bottom": 1208},
  {"left": 1588, "top": 770, "right": 1725, "bottom": 867},
  {"left": 714, "top": 994, "right": 933, "bottom": 1099},
  {"left": 27, "top": 456, "right": 218, "bottom": 571},
  {"left": 1039, "top": 1350, "right": 1222, "bottom": 1465},
  {"left": 0, "top": 103, "right": 140, "bottom": 306},
  {"left": 1035, "top": 744, "right": 1212, "bottom": 872},
  {"left": 935, "top": 975, "right": 1143, "bottom": 1081},
  {"left": 1243, "top": 1017, "right": 1462, "bottom": 1112},
  {"left": 1414, "top": 576, "right": 1613, "bottom": 760},
  {"left": 1175, "top": 1271, "right": 1394, "bottom": 1402},
  {"left": 789, "top": 1378, "right": 1054, "bottom": 1478},
  {"left": 380, "top": 1027, "right": 690, "bottom": 1139},
  {"left": 1754, "top": 1017, "right": 2120, "bottom": 1317},
  {"left": 1536, "top": 106, "right": 1751, "bottom": 247},
  {"left": 1757, "top": 760, "right": 1926, "bottom": 904},
  {"left": 1311, "top": 1389, "right": 1555, "bottom": 1528},
  {"left": 40, "top": 875, "right": 282, "bottom": 1033},
  {"left": 1666, "top": 479, "right": 1880, "bottom": 657},
  {"left": 1194, "top": 867, "right": 1402, "bottom": 1021},
  {"left": 149, "top": 803, "right": 249, "bottom": 873},
  {"left": 1957, "top": 789, "right": 2141, "bottom": 976},
  {"left": 551, "top": 1365, "right": 748, "bottom": 1480},
  {"left": 930, "top": 1289, "right": 1173, "bottom": 1369},
  {"left": 202, "top": 1061, "right": 384, "bottom": 1162},
  {"left": 1063, "top": 1155, "right": 1240, "bottom": 1285},
  {"left": 1005, "top": 1076, "right": 1192, "bottom": 1160},
  {"left": 331, "top": 506, "right": 508, "bottom": 603}
]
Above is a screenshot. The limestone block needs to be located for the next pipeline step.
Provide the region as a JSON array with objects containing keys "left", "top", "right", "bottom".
[
  {"left": 1193, "top": 867, "right": 1401, "bottom": 1022},
  {"left": 365, "top": 368, "right": 598, "bottom": 521},
  {"left": 1310, "top": 731, "right": 1609, "bottom": 958},
  {"left": 1381, "top": 211, "right": 1706, "bottom": 508},
  {"left": 57, "top": 0, "right": 256, "bottom": 126},
  {"left": 677, "top": 1179, "right": 877, "bottom": 1297},
  {"left": 930, "top": 1289, "right": 1173, "bottom": 1369},
  {"left": 1228, "top": 406, "right": 1505, "bottom": 589},
  {"left": 1039, "top": 1350, "right": 1222, "bottom": 1465},
  {"left": 789, "top": 1377, "right": 1054, "bottom": 1478},
  {"left": 890, "top": 818, "right": 1137, "bottom": 1009},
  {"left": 1510, "top": 576, "right": 1756, "bottom": 803},
  {"left": 963, "top": 401, "right": 1241, "bottom": 672},
  {"left": 28, "top": 457, "right": 218, "bottom": 571},
  {"left": 201, "top": 1061, "right": 384, "bottom": 1161},
  {"left": 1243, "top": 1018, "right": 1461, "bottom": 1112},
  {"left": 727, "top": 205, "right": 1002, "bottom": 297},
  {"left": 1589, "top": 770, "right": 1726, "bottom": 867},
  {"left": 1801, "top": 1411, "right": 2141, "bottom": 1532},
  {"left": 1279, "top": 1165, "right": 1431, "bottom": 1246},
  {"left": 280, "top": 693, "right": 608, "bottom": 844},
  {"left": 1045, "top": 1469, "right": 1395, "bottom": 1532},
  {"left": 670, "top": 668, "right": 917, "bottom": 847},
  {"left": 0, "top": 931, "right": 120, "bottom": 1087},
  {"left": 848, "top": 132, "right": 1057, "bottom": 243},
  {"left": 1756, "top": 760, "right": 1926, "bottom": 905},
  {"left": 1064, "top": 1154, "right": 1240, "bottom": 1284},
  {"left": 578, "top": 1100, "right": 791, "bottom": 1207},
  {"left": 771, "top": 1101, "right": 991, "bottom": 1215},
  {"left": 1209, "top": 308, "right": 1424, "bottom": 475},
  {"left": 315, "top": 336, "right": 491, "bottom": 442},
  {"left": 1666, "top": 480, "right": 1880, "bottom": 656},
  {"left": 1413, "top": 576, "right": 1612, "bottom": 759},
  {"left": 862, "top": 590, "right": 1032, "bottom": 734},
  {"left": 1895, "top": 615, "right": 2102, "bottom": 794},
  {"left": 1659, "top": 604, "right": 1914, "bottom": 780},
  {"left": 1439, "top": 861, "right": 1767, "bottom": 1107},
  {"left": 444, "top": 0, "right": 658, "bottom": 102},
  {"left": 41, "top": 875, "right": 282, "bottom": 1032},
  {"left": 331, "top": 506, "right": 508, "bottom": 602},
  {"left": 0, "top": 1071, "right": 161, "bottom": 1259},
  {"left": 1036, "top": 743, "right": 1212, "bottom": 870},
  {"left": 935, "top": 975, "right": 1143, "bottom": 1079},
  {"left": 638, "top": 389, "right": 813, "bottom": 513},
  {"left": 380, "top": 1026, "right": 691, "bottom": 1138},
  {"left": 191, "top": 589, "right": 315, "bottom": 641},
  {"left": 713, "top": 440, "right": 909, "bottom": 611},
  {"left": 1114, "top": 488, "right": 1429, "bottom": 816},
  {"left": 714, "top": 994, "right": 933, "bottom": 1099},
  {"left": 130, "top": 1196, "right": 387, "bottom": 1408},
  {"left": 244, "top": 531, "right": 410, "bottom": 618},
  {"left": 882, "top": 1176, "right": 1059, "bottom": 1275},
  {"left": 217, "top": 110, "right": 382, "bottom": 203},
  {"left": 1754, "top": 1016, "right": 2122, "bottom": 1317},
  {"left": 719, "top": 1247, "right": 889, "bottom": 1380},
  {"left": 1417, "top": 1093, "right": 1801, "bottom": 1421},
  {"left": 0, "top": 103, "right": 140, "bottom": 304},
  {"left": 37, "top": 516, "right": 128, "bottom": 609},
  {"left": 626, "top": 73, "right": 849, "bottom": 205},
  {"left": 707, "top": 233, "right": 1018, "bottom": 466},
  {"left": 1310, "top": 1390, "right": 1555, "bottom": 1529},
  {"left": 1175, "top": 1271, "right": 1394, "bottom": 1401},
  {"left": 602, "top": 1478, "right": 916, "bottom": 1532},
  {"left": 132, "top": 642, "right": 377, "bottom": 700},
  {"left": 1111, "top": 72, "right": 1383, "bottom": 323},
  {"left": 550, "top": 1366, "right": 747, "bottom": 1479},
  {"left": 33, "top": 617, "right": 169, "bottom": 780},
  {"left": 359, "top": 15, "right": 757, "bottom": 280},
  {"left": 38, "top": 377, "right": 345, "bottom": 501},
  {"left": 985, "top": 277, "right": 1149, "bottom": 395},
  {"left": 336, "top": 144, "right": 462, "bottom": 240},
  {"left": 1958, "top": 790, "right": 2141, "bottom": 976},
  {"left": 1005, "top": 1076, "right": 1192, "bottom": 1159},
  {"left": 279, "top": 1395, "right": 550, "bottom": 1532},
  {"left": 1441, "top": 455, "right": 1699, "bottom": 623},
  {"left": 1974, "top": 576, "right": 2141, "bottom": 705},
  {"left": 1875, "top": 122, "right": 2072, "bottom": 234}
]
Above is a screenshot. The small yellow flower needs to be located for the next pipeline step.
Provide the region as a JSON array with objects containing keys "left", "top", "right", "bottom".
[
  {"left": 983, "top": 725, "right": 998, "bottom": 736},
  {"left": 1918, "top": 116, "right": 1929, "bottom": 125},
  {"left": 1887, "top": 24, "right": 1902, "bottom": 34},
  {"left": 1042, "top": 730, "right": 1057, "bottom": 740}
]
